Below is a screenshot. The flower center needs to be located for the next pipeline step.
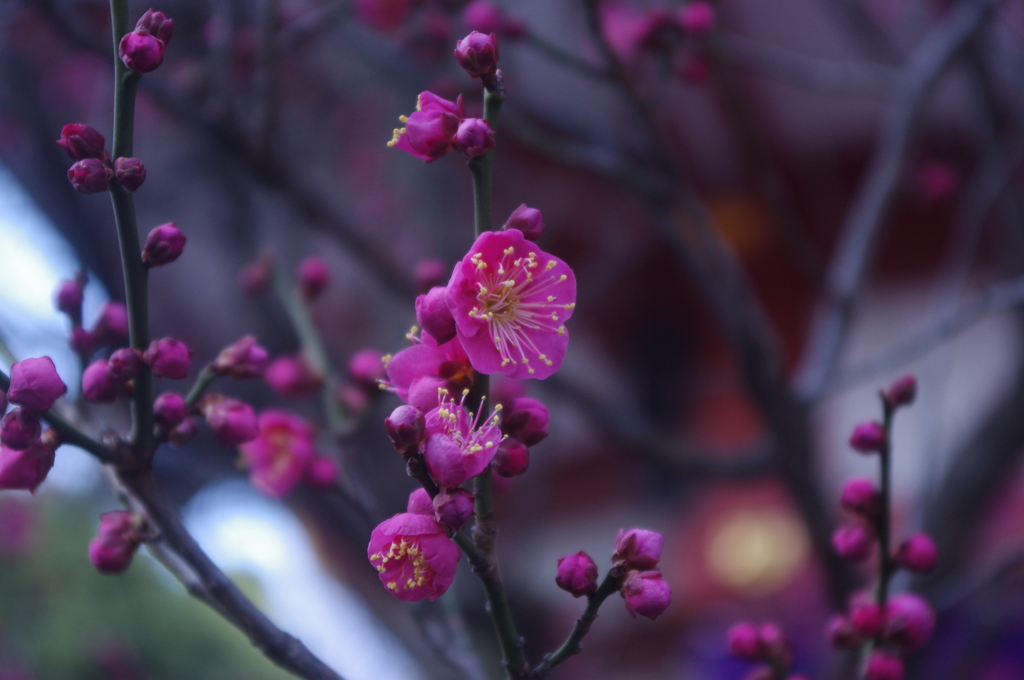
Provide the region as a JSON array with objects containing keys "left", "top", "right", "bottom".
[{"left": 370, "top": 537, "right": 433, "bottom": 592}]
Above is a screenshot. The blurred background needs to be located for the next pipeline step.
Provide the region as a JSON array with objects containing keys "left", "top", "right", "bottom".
[{"left": 2, "top": 0, "right": 1024, "bottom": 678}]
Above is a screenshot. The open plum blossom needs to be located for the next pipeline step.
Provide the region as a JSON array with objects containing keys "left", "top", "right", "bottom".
[
  {"left": 238, "top": 410, "right": 317, "bottom": 497},
  {"left": 446, "top": 227, "right": 576, "bottom": 379},
  {"left": 387, "top": 92, "right": 493, "bottom": 162},
  {"left": 383, "top": 328, "right": 474, "bottom": 413},
  {"left": 422, "top": 389, "right": 503, "bottom": 488},
  {"left": 368, "top": 512, "right": 461, "bottom": 601}
]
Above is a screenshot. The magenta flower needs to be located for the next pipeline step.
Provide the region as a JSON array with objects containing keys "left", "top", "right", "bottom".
[
  {"left": 108, "top": 348, "right": 142, "bottom": 382},
  {"left": 612, "top": 527, "right": 664, "bottom": 570},
  {"left": 297, "top": 256, "right": 330, "bottom": 301},
  {"left": 145, "top": 337, "right": 192, "bottom": 379},
  {"left": 264, "top": 354, "right": 322, "bottom": 397},
  {"left": 501, "top": 396, "right": 549, "bottom": 446},
  {"left": 462, "top": 1, "right": 526, "bottom": 38},
  {"left": 119, "top": 31, "right": 166, "bottom": 73},
  {"left": 492, "top": 437, "right": 528, "bottom": 477},
  {"left": 88, "top": 511, "right": 142, "bottom": 574},
  {"left": 446, "top": 228, "right": 576, "bottom": 379},
  {"left": 82, "top": 360, "right": 122, "bottom": 403},
  {"left": 850, "top": 421, "right": 885, "bottom": 453},
  {"left": 68, "top": 158, "right": 113, "bottom": 193},
  {"left": 826, "top": 615, "right": 861, "bottom": 649},
  {"left": 238, "top": 410, "right": 317, "bottom": 497},
  {"left": 885, "top": 374, "right": 917, "bottom": 408},
  {"left": 407, "top": 488, "right": 433, "bottom": 515},
  {"left": 503, "top": 204, "right": 545, "bottom": 241},
  {"left": 416, "top": 287, "right": 457, "bottom": 345},
  {"left": 92, "top": 301, "right": 129, "bottom": 346},
  {"left": 895, "top": 533, "right": 938, "bottom": 573},
  {"left": 620, "top": 570, "right": 671, "bottom": 619},
  {"left": 422, "top": 390, "right": 503, "bottom": 488},
  {"left": 8, "top": 357, "right": 67, "bottom": 413},
  {"left": 866, "top": 652, "right": 904, "bottom": 680},
  {"left": 840, "top": 477, "right": 881, "bottom": 517},
  {"left": 850, "top": 602, "right": 886, "bottom": 638},
  {"left": 367, "top": 512, "right": 461, "bottom": 601},
  {"left": 383, "top": 329, "right": 474, "bottom": 412},
  {"left": 388, "top": 92, "right": 489, "bottom": 163},
  {"left": 676, "top": 1, "right": 716, "bottom": 35},
  {"left": 727, "top": 622, "right": 763, "bottom": 660},
  {"left": 884, "top": 593, "right": 935, "bottom": 651},
  {"left": 1, "top": 410, "right": 41, "bottom": 450},
  {"left": 555, "top": 551, "right": 598, "bottom": 597},
  {"left": 0, "top": 434, "right": 57, "bottom": 492},
  {"left": 432, "top": 488, "right": 475, "bottom": 529},
  {"left": 135, "top": 8, "right": 174, "bottom": 43},
  {"left": 385, "top": 405, "right": 426, "bottom": 451},
  {"left": 56, "top": 123, "right": 107, "bottom": 161},
  {"left": 452, "top": 118, "right": 494, "bottom": 159},
  {"left": 55, "top": 278, "right": 85, "bottom": 318},
  {"left": 832, "top": 525, "right": 874, "bottom": 562},
  {"left": 213, "top": 335, "right": 269, "bottom": 379},
  {"left": 304, "top": 456, "right": 339, "bottom": 489},
  {"left": 454, "top": 31, "right": 499, "bottom": 79},
  {"left": 201, "top": 397, "right": 259, "bottom": 447},
  {"left": 142, "top": 223, "right": 186, "bottom": 267},
  {"left": 153, "top": 392, "right": 187, "bottom": 429},
  {"left": 599, "top": 3, "right": 672, "bottom": 65},
  {"left": 348, "top": 349, "right": 386, "bottom": 388},
  {"left": 112, "top": 157, "right": 146, "bottom": 191}
]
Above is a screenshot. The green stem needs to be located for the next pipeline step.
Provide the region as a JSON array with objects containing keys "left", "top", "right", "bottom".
[
  {"left": 876, "top": 400, "right": 895, "bottom": 608},
  {"left": 185, "top": 367, "right": 217, "bottom": 410},
  {"left": 0, "top": 370, "right": 117, "bottom": 464},
  {"left": 467, "top": 86, "right": 506, "bottom": 235},
  {"left": 531, "top": 569, "right": 623, "bottom": 677},
  {"left": 271, "top": 270, "right": 347, "bottom": 432},
  {"left": 109, "top": 0, "right": 152, "bottom": 463}
]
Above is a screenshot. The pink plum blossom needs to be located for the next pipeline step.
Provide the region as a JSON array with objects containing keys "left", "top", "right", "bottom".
[
  {"left": 841, "top": 477, "right": 881, "bottom": 517},
  {"left": 452, "top": 118, "right": 494, "bottom": 158},
  {"left": 613, "top": 527, "right": 664, "bottom": 570},
  {"left": 55, "top": 278, "right": 84, "bottom": 318},
  {"left": 501, "top": 396, "right": 549, "bottom": 446},
  {"left": 598, "top": 3, "right": 672, "bottom": 66},
  {"left": 727, "top": 622, "right": 762, "bottom": 659},
  {"left": 555, "top": 551, "right": 598, "bottom": 597},
  {"left": 92, "top": 302, "right": 129, "bottom": 346},
  {"left": 407, "top": 488, "right": 434, "bottom": 515},
  {"left": 82, "top": 360, "right": 122, "bottom": 403},
  {"left": 885, "top": 374, "right": 917, "bottom": 408},
  {"left": 108, "top": 348, "right": 142, "bottom": 382},
  {"left": 620, "top": 570, "right": 671, "bottom": 619},
  {"left": 239, "top": 410, "right": 317, "bottom": 497},
  {"left": 851, "top": 602, "right": 886, "bottom": 638},
  {"left": 422, "top": 390, "right": 503, "bottom": 488},
  {"left": 367, "top": 512, "right": 461, "bottom": 601},
  {"left": 7, "top": 357, "right": 67, "bottom": 413},
  {"left": 445, "top": 228, "right": 576, "bottom": 379},
  {"left": 850, "top": 421, "right": 885, "bottom": 453},
  {"left": 832, "top": 525, "right": 874, "bottom": 562},
  {"left": 677, "top": 1, "right": 716, "bottom": 35},
  {"left": 383, "top": 329, "right": 474, "bottom": 412},
  {"left": 388, "top": 92, "right": 464, "bottom": 163}
]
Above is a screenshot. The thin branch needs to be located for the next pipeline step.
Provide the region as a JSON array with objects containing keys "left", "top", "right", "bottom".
[
  {"left": 119, "top": 470, "right": 346, "bottom": 680},
  {"left": 724, "top": 34, "right": 898, "bottom": 95},
  {"left": 794, "top": 0, "right": 998, "bottom": 401}
]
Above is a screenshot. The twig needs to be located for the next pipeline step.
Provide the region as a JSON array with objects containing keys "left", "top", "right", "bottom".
[
  {"left": 119, "top": 470, "right": 346, "bottom": 680},
  {"left": 794, "top": 0, "right": 998, "bottom": 401},
  {"left": 724, "top": 34, "right": 898, "bottom": 95},
  {"left": 0, "top": 368, "right": 118, "bottom": 464},
  {"left": 530, "top": 569, "right": 623, "bottom": 677}
]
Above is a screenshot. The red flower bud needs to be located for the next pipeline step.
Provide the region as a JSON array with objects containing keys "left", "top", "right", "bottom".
[
  {"left": 415, "top": 287, "right": 457, "bottom": 345},
  {"left": 849, "top": 421, "right": 885, "bottom": 453},
  {"left": 7, "top": 357, "right": 67, "bottom": 413},
  {"left": 68, "top": 158, "right": 112, "bottom": 194},
  {"left": 119, "top": 30, "right": 166, "bottom": 73},
  {"left": 144, "top": 337, "right": 192, "bottom": 379},
  {"left": 503, "top": 204, "right": 545, "bottom": 241},
  {"left": 297, "top": 256, "right": 330, "bottom": 301},
  {"left": 885, "top": 374, "right": 917, "bottom": 408},
  {"left": 492, "top": 437, "right": 529, "bottom": 477},
  {"left": 112, "top": 157, "right": 146, "bottom": 192},
  {"left": 56, "top": 123, "right": 106, "bottom": 160},
  {"left": 555, "top": 551, "right": 598, "bottom": 597},
  {"left": 895, "top": 533, "right": 938, "bottom": 573},
  {"left": 88, "top": 511, "right": 142, "bottom": 574},
  {"left": 832, "top": 525, "right": 874, "bottom": 562},
  {"left": 453, "top": 118, "right": 494, "bottom": 159},
  {"left": 142, "top": 222, "right": 186, "bottom": 267},
  {"left": 154, "top": 392, "right": 187, "bottom": 429},
  {"left": 454, "top": 31, "right": 500, "bottom": 79}
]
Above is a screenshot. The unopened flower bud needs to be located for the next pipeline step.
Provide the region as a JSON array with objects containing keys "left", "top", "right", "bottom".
[
  {"left": 453, "top": 118, "right": 494, "bottom": 159},
  {"left": 144, "top": 337, "right": 192, "bottom": 379},
  {"left": 832, "top": 525, "right": 874, "bottom": 562},
  {"left": 555, "top": 551, "right": 598, "bottom": 597},
  {"left": 895, "top": 533, "right": 937, "bottom": 573},
  {"left": 416, "top": 288, "right": 456, "bottom": 344},
  {"left": 82, "top": 360, "right": 121, "bottom": 403},
  {"left": 884, "top": 593, "right": 935, "bottom": 651},
  {"left": 613, "top": 527, "right": 664, "bottom": 570},
  {"left": 493, "top": 437, "right": 529, "bottom": 477},
  {"left": 432, "top": 487, "right": 475, "bottom": 529},
  {"left": 865, "top": 652, "right": 904, "bottom": 680},
  {"left": 119, "top": 30, "right": 166, "bottom": 73},
  {"left": 239, "top": 257, "right": 273, "bottom": 296},
  {"left": 885, "top": 375, "right": 917, "bottom": 408},
  {"left": 88, "top": 511, "right": 142, "bottom": 574},
  {"left": 454, "top": 31, "right": 499, "bottom": 79},
  {"left": 8, "top": 357, "right": 67, "bottom": 412},
  {"left": 0, "top": 434, "right": 57, "bottom": 492},
  {"left": 826, "top": 615, "right": 861, "bottom": 649},
  {"left": 70, "top": 326, "right": 94, "bottom": 354},
  {"left": 112, "top": 157, "right": 146, "bottom": 191},
  {"left": 503, "top": 204, "right": 545, "bottom": 241},
  {"left": 92, "top": 302, "right": 129, "bottom": 346},
  {"left": 407, "top": 488, "right": 434, "bottom": 515},
  {"left": 142, "top": 222, "right": 186, "bottom": 267},
  {"left": 154, "top": 392, "right": 187, "bottom": 429},
  {"left": 56, "top": 123, "right": 106, "bottom": 160},
  {"left": 349, "top": 349, "right": 386, "bottom": 389},
  {"left": 727, "top": 622, "right": 762, "bottom": 659},
  {"left": 68, "top": 158, "right": 112, "bottom": 194},
  {"left": 850, "top": 602, "right": 886, "bottom": 638},
  {"left": 677, "top": 1, "right": 716, "bottom": 35},
  {"left": 758, "top": 623, "right": 787, "bottom": 658},
  {"left": 201, "top": 396, "right": 259, "bottom": 447},
  {"left": 620, "top": 570, "right": 671, "bottom": 619},
  {"left": 337, "top": 383, "right": 370, "bottom": 412},
  {"left": 385, "top": 405, "right": 426, "bottom": 451},
  {"left": 108, "top": 348, "right": 142, "bottom": 382},
  {"left": 501, "top": 396, "right": 549, "bottom": 446},
  {"left": 414, "top": 259, "right": 447, "bottom": 294},
  {"left": 840, "top": 477, "right": 881, "bottom": 517},
  {"left": 297, "top": 256, "right": 330, "bottom": 301},
  {"left": 264, "top": 355, "right": 321, "bottom": 397},
  {"left": 849, "top": 421, "right": 885, "bottom": 453},
  {"left": 55, "top": 279, "right": 84, "bottom": 319},
  {"left": 168, "top": 416, "right": 198, "bottom": 447},
  {"left": 213, "top": 335, "right": 269, "bottom": 379},
  {"left": 305, "top": 456, "right": 340, "bottom": 489},
  {"left": 135, "top": 8, "right": 174, "bottom": 43}
]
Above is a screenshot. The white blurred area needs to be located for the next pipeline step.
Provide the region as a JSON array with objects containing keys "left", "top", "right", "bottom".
[{"left": 0, "top": 161, "right": 420, "bottom": 680}]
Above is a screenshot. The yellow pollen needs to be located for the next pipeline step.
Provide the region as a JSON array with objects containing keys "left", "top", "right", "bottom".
[
  {"left": 546, "top": 260, "right": 557, "bottom": 270},
  {"left": 504, "top": 247, "right": 515, "bottom": 255},
  {"left": 558, "top": 326, "right": 566, "bottom": 335},
  {"left": 387, "top": 127, "right": 406, "bottom": 147},
  {"left": 548, "top": 296, "right": 556, "bottom": 302},
  {"left": 381, "top": 353, "right": 393, "bottom": 365},
  {"left": 559, "top": 275, "right": 567, "bottom": 281}
]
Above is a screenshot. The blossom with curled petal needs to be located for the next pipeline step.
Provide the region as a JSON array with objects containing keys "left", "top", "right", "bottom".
[
  {"left": 422, "top": 389, "right": 503, "bottom": 488},
  {"left": 382, "top": 328, "right": 474, "bottom": 413},
  {"left": 367, "top": 512, "right": 461, "bottom": 601},
  {"left": 445, "top": 228, "right": 576, "bottom": 379}
]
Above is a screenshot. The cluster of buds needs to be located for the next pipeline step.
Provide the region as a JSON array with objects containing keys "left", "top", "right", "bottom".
[
  {"left": 58, "top": 124, "right": 146, "bottom": 194},
  {"left": 88, "top": 511, "right": 147, "bottom": 574},
  {"left": 727, "top": 622, "right": 804, "bottom": 680},
  {"left": 552, "top": 528, "right": 672, "bottom": 619},
  {"left": 119, "top": 9, "right": 173, "bottom": 73},
  {"left": 827, "top": 592, "right": 935, "bottom": 680},
  {"left": 55, "top": 281, "right": 130, "bottom": 358},
  {"left": 82, "top": 348, "right": 142, "bottom": 403},
  {"left": 0, "top": 358, "right": 66, "bottom": 492}
]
